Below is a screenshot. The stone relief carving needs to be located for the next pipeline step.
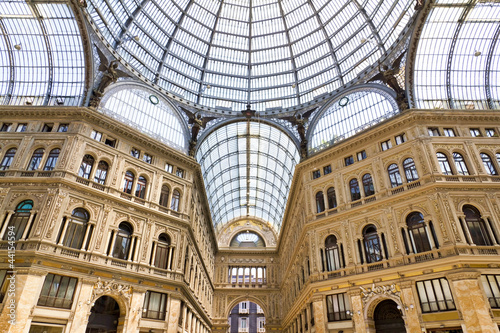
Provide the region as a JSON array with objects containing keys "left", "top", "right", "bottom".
[
  {"left": 91, "top": 277, "right": 132, "bottom": 303},
  {"left": 95, "top": 206, "right": 112, "bottom": 250},
  {"left": 360, "top": 283, "right": 400, "bottom": 304},
  {"left": 142, "top": 221, "right": 152, "bottom": 261},
  {"left": 46, "top": 190, "right": 68, "bottom": 239}
]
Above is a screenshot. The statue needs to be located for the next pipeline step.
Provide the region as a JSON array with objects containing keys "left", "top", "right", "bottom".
[
  {"left": 89, "top": 47, "right": 129, "bottom": 108},
  {"left": 182, "top": 108, "right": 217, "bottom": 156},
  {"left": 369, "top": 52, "right": 408, "bottom": 110},
  {"left": 282, "top": 108, "right": 316, "bottom": 159},
  {"left": 415, "top": 0, "right": 424, "bottom": 10}
]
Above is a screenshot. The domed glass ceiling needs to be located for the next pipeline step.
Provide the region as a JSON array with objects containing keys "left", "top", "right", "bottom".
[{"left": 85, "top": 0, "right": 415, "bottom": 112}]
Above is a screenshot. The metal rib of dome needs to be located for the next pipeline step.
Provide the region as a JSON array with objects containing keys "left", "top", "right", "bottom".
[{"left": 85, "top": 0, "right": 415, "bottom": 112}]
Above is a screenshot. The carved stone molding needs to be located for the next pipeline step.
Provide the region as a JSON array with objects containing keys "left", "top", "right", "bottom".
[
  {"left": 360, "top": 283, "right": 400, "bottom": 304},
  {"left": 446, "top": 270, "right": 481, "bottom": 281},
  {"left": 91, "top": 277, "right": 132, "bottom": 303}
]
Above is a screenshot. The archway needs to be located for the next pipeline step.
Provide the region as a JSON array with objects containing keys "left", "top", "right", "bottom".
[
  {"left": 373, "top": 299, "right": 405, "bottom": 333},
  {"left": 86, "top": 296, "right": 120, "bottom": 333},
  {"left": 228, "top": 301, "right": 265, "bottom": 333}
]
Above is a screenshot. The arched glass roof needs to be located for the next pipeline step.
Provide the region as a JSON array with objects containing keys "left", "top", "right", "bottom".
[
  {"left": 196, "top": 121, "right": 299, "bottom": 232},
  {"left": 84, "top": 0, "right": 415, "bottom": 112},
  {"left": 0, "top": 1, "right": 85, "bottom": 106},
  {"left": 309, "top": 88, "right": 398, "bottom": 154},
  {"left": 413, "top": 0, "right": 500, "bottom": 110},
  {"left": 101, "top": 86, "right": 188, "bottom": 152},
  {"left": 230, "top": 231, "right": 266, "bottom": 247}
]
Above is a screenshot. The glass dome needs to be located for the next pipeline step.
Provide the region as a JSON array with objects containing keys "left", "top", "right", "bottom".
[{"left": 85, "top": 0, "right": 415, "bottom": 112}]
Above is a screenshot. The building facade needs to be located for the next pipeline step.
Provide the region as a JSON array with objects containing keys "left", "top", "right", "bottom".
[{"left": 0, "top": 0, "right": 499, "bottom": 333}]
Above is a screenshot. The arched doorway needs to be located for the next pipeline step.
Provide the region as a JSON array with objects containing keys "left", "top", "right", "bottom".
[
  {"left": 228, "top": 301, "right": 265, "bottom": 333},
  {"left": 373, "top": 299, "right": 405, "bottom": 333},
  {"left": 86, "top": 296, "right": 120, "bottom": 333}
]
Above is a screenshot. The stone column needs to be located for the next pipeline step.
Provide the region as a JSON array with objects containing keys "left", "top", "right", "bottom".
[
  {"left": 311, "top": 294, "right": 326, "bottom": 333},
  {"left": 167, "top": 296, "right": 182, "bottom": 333},
  {"left": 447, "top": 271, "right": 499, "bottom": 333},
  {"left": 348, "top": 290, "right": 368, "bottom": 333},
  {"left": 0, "top": 269, "right": 46, "bottom": 333},
  {"left": 126, "top": 287, "right": 146, "bottom": 333},
  {"left": 399, "top": 281, "right": 422, "bottom": 332},
  {"left": 69, "top": 281, "right": 96, "bottom": 333}
]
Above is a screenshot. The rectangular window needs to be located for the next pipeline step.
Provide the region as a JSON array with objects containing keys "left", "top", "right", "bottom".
[
  {"left": 105, "top": 138, "right": 116, "bottom": 148},
  {"left": 0, "top": 123, "right": 12, "bottom": 132},
  {"left": 357, "top": 150, "right": 367, "bottom": 161},
  {"left": 326, "top": 293, "right": 351, "bottom": 322},
  {"left": 485, "top": 128, "right": 497, "bottom": 137},
  {"left": 90, "top": 130, "right": 102, "bottom": 141},
  {"left": 323, "top": 165, "right": 332, "bottom": 175},
  {"left": 257, "top": 317, "right": 265, "bottom": 331},
  {"left": 130, "top": 148, "right": 140, "bottom": 158},
  {"left": 481, "top": 275, "right": 500, "bottom": 309},
  {"left": 239, "top": 301, "right": 249, "bottom": 313},
  {"left": 165, "top": 163, "right": 174, "bottom": 173},
  {"left": 395, "top": 133, "right": 406, "bottom": 145},
  {"left": 37, "top": 274, "right": 78, "bottom": 309},
  {"left": 16, "top": 123, "right": 27, "bottom": 132},
  {"left": 344, "top": 156, "right": 354, "bottom": 166},
  {"left": 312, "top": 169, "right": 321, "bottom": 179},
  {"left": 428, "top": 128, "right": 440, "bottom": 136},
  {"left": 57, "top": 124, "right": 68, "bottom": 132},
  {"left": 443, "top": 128, "right": 455, "bottom": 137},
  {"left": 239, "top": 318, "right": 248, "bottom": 332},
  {"left": 470, "top": 128, "right": 481, "bottom": 137},
  {"left": 381, "top": 140, "right": 392, "bottom": 151},
  {"left": 143, "top": 153, "right": 153, "bottom": 164},
  {"left": 42, "top": 124, "right": 53, "bottom": 132},
  {"left": 416, "top": 278, "right": 456, "bottom": 313},
  {"left": 176, "top": 168, "right": 184, "bottom": 178},
  {"left": 142, "top": 291, "right": 167, "bottom": 320}
]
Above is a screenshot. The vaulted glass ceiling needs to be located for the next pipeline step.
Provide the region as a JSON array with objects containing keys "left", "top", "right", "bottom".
[
  {"left": 196, "top": 121, "right": 299, "bottom": 232},
  {"left": 85, "top": 0, "right": 415, "bottom": 112},
  {"left": 413, "top": 0, "right": 500, "bottom": 110}
]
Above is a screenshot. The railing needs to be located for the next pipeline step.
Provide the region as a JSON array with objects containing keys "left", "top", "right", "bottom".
[{"left": 310, "top": 244, "right": 500, "bottom": 283}]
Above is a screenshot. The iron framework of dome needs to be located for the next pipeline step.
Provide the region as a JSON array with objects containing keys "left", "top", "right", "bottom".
[{"left": 84, "top": 0, "right": 415, "bottom": 113}]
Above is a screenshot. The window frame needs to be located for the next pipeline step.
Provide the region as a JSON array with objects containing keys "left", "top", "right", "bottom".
[
  {"left": 37, "top": 273, "right": 78, "bottom": 309},
  {"left": 325, "top": 293, "right": 351, "bottom": 322},
  {"left": 142, "top": 290, "right": 168, "bottom": 320},
  {"left": 416, "top": 278, "right": 456, "bottom": 313}
]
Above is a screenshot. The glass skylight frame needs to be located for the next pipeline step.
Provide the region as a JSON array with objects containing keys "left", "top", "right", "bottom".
[
  {"left": 0, "top": 1, "right": 86, "bottom": 106},
  {"left": 85, "top": 0, "right": 416, "bottom": 112},
  {"left": 412, "top": 1, "right": 500, "bottom": 110}
]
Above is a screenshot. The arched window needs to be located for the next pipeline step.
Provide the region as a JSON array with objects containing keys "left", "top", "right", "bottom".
[
  {"left": 61, "top": 208, "right": 90, "bottom": 249},
  {"left": 452, "top": 153, "right": 469, "bottom": 175},
  {"left": 27, "top": 148, "right": 45, "bottom": 170},
  {"left": 135, "top": 176, "right": 147, "bottom": 198},
  {"left": 327, "top": 187, "right": 337, "bottom": 209},
  {"left": 481, "top": 153, "right": 498, "bottom": 175},
  {"left": 2, "top": 200, "right": 33, "bottom": 240},
  {"left": 403, "top": 158, "right": 419, "bottom": 182},
  {"left": 94, "top": 161, "right": 109, "bottom": 184},
  {"left": 123, "top": 171, "right": 135, "bottom": 194},
  {"left": 362, "top": 174, "right": 375, "bottom": 196},
  {"left": 153, "top": 234, "right": 173, "bottom": 270},
  {"left": 406, "top": 212, "right": 431, "bottom": 253},
  {"left": 112, "top": 222, "right": 133, "bottom": 259},
  {"left": 436, "top": 153, "right": 452, "bottom": 175},
  {"left": 363, "top": 225, "right": 382, "bottom": 263},
  {"left": 349, "top": 179, "right": 361, "bottom": 201},
  {"left": 43, "top": 148, "right": 60, "bottom": 171},
  {"left": 78, "top": 154, "right": 94, "bottom": 179},
  {"left": 159, "top": 185, "right": 170, "bottom": 207},
  {"left": 388, "top": 163, "right": 402, "bottom": 187},
  {"left": 316, "top": 191, "right": 325, "bottom": 213},
  {"left": 171, "top": 190, "right": 180, "bottom": 211},
  {"left": 324, "top": 235, "right": 342, "bottom": 271},
  {"left": 463, "top": 205, "right": 492, "bottom": 246},
  {"left": 0, "top": 148, "right": 17, "bottom": 170}
]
